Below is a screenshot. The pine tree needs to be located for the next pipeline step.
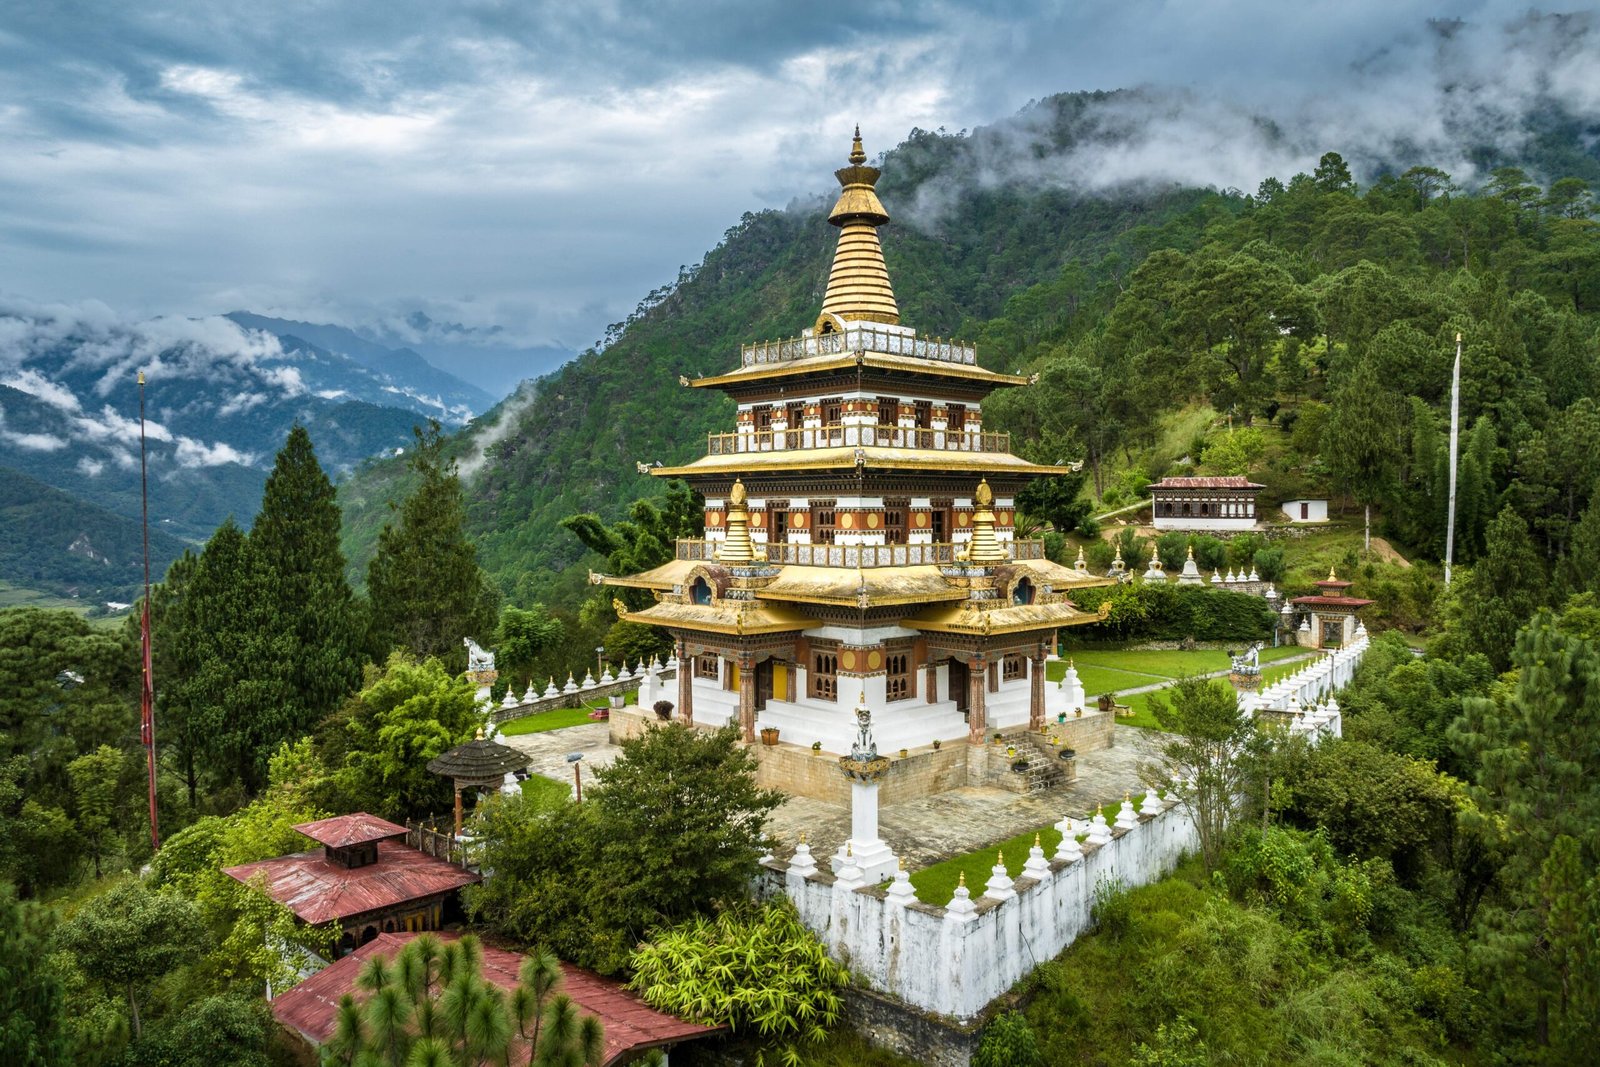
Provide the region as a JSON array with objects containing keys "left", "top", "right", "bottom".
[
  {"left": 250, "top": 425, "right": 364, "bottom": 734},
  {"left": 367, "top": 423, "right": 498, "bottom": 668},
  {"left": 1456, "top": 505, "right": 1547, "bottom": 672},
  {"left": 1561, "top": 487, "right": 1600, "bottom": 597},
  {"left": 1323, "top": 349, "right": 1405, "bottom": 551},
  {"left": 171, "top": 520, "right": 295, "bottom": 794}
]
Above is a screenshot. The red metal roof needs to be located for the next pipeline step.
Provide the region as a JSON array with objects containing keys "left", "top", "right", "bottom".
[
  {"left": 1148, "top": 476, "right": 1265, "bottom": 490},
  {"left": 224, "top": 840, "right": 479, "bottom": 924},
  {"left": 293, "top": 813, "right": 409, "bottom": 848},
  {"left": 1290, "top": 595, "right": 1375, "bottom": 607},
  {"left": 271, "top": 933, "right": 720, "bottom": 1066}
]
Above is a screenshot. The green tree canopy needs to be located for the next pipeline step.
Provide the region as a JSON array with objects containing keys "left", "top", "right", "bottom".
[{"left": 367, "top": 422, "right": 499, "bottom": 669}]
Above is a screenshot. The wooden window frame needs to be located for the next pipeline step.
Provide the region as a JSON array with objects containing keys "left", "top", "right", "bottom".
[
  {"left": 1002, "top": 653, "right": 1027, "bottom": 682},
  {"left": 813, "top": 499, "right": 836, "bottom": 544},
  {"left": 694, "top": 653, "right": 720, "bottom": 680},
  {"left": 885, "top": 650, "right": 912, "bottom": 702},
  {"left": 809, "top": 648, "right": 838, "bottom": 702}
]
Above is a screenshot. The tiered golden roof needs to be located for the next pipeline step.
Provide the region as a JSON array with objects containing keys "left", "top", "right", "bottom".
[{"left": 818, "top": 128, "right": 899, "bottom": 328}]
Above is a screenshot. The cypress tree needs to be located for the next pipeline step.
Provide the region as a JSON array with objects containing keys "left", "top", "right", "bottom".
[
  {"left": 250, "top": 425, "right": 364, "bottom": 733},
  {"left": 367, "top": 423, "right": 497, "bottom": 667}
]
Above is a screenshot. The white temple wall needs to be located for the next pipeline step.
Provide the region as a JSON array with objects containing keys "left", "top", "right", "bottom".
[{"left": 1150, "top": 516, "right": 1258, "bottom": 531}]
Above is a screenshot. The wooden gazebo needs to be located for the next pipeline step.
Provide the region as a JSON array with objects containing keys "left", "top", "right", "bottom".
[{"left": 426, "top": 734, "right": 531, "bottom": 836}]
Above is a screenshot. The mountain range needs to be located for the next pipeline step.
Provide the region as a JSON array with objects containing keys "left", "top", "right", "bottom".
[{"left": 0, "top": 302, "right": 567, "bottom": 603}]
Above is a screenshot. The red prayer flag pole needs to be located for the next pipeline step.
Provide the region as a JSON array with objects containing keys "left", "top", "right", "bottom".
[{"left": 139, "top": 370, "right": 160, "bottom": 851}]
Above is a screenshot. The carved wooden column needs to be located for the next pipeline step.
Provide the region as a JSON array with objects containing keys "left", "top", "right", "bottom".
[
  {"left": 737, "top": 651, "right": 757, "bottom": 742},
  {"left": 925, "top": 662, "right": 938, "bottom": 703},
  {"left": 967, "top": 654, "right": 988, "bottom": 744},
  {"left": 1029, "top": 641, "right": 1048, "bottom": 731},
  {"left": 675, "top": 637, "right": 693, "bottom": 726}
]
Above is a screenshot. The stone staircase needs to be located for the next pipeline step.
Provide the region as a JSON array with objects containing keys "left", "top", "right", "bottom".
[{"left": 992, "top": 734, "right": 1067, "bottom": 793}]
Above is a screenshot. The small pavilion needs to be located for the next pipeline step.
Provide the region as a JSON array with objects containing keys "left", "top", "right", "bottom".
[
  {"left": 1289, "top": 568, "right": 1374, "bottom": 649},
  {"left": 426, "top": 734, "right": 531, "bottom": 837},
  {"left": 223, "top": 813, "right": 479, "bottom": 956}
]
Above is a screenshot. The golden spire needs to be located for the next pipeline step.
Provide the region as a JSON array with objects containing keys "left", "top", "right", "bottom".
[
  {"left": 717, "top": 478, "right": 761, "bottom": 563},
  {"left": 964, "top": 479, "right": 1007, "bottom": 564},
  {"left": 818, "top": 128, "right": 899, "bottom": 328}
]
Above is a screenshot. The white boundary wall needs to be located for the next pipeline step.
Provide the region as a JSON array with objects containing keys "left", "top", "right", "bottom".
[
  {"left": 766, "top": 631, "right": 1369, "bottom": 1021},
  {"left": 762, "top": 798, "right": 1200, "bottom": 1021}
]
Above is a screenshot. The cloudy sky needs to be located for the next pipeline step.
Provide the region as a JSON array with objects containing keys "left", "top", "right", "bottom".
[{"left": 1, "top": 1, "right": 1595, "bottom": 359}]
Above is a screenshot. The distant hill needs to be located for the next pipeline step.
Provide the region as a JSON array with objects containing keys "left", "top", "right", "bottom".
[
  {"left": 0, "top": 305, "right": 470, "bottom": 544},
  {"left": 225, "top": 311, "right": 496, "bottom": 413},
  {"left": 0, "top": 465, "right": 188, "bottom": 606}
]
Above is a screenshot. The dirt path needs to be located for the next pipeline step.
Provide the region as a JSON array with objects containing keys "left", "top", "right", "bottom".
[{"left": 1369, "top": 536, "right": 1412, "bottom": 568}]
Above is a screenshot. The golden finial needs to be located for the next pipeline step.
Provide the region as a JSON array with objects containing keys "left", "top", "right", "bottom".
[
  {"left": 974, "top": 478, "right": 994, "bottom": 507},
  {"left": 729, "top": 478, "right": 747, "bottom": 507},
  {"left": 1327, "top": 566, "right": 1338, "bottom": 581},
  {"left": 137, "top": 370, "right": 145, "bottom": 385},
  {"left": 898, "top": 856, "right": 906, "bottom": 871},
  {"left": 475, "top": 725, "right": 484, "bottom": 740},
  {"left": 1033, "top": 832, "right": 1042, "bottom": 849},
  {"left": 1065, "top": 818, "right": 1074, "bottom": 831},
  {"left": 996, "top": 849, "right": 1005, "bottom": 866},
  {"left": 849, "top": 124, "right": 866, "bottom": 165},
  {"left": 1124, "top": 791, "right": 1131, "bottom": 804},
  {"left": 798, "top": 830, "right": 807, "bottom": 845},
  {"left": 958, "top": 871, "right": 966, "bottom": 888},
  {"left": 965, "top": 479, "right": 1006, "bottom": 564},
  {"left": 1186, "top": 545, "right": 1195, "bottom": 560},
  {"left": 819, "top": 127, "right": 897, "bottom": 326},
  {"left": 847, "top": 842, "right": 853, "bottom": 857}
]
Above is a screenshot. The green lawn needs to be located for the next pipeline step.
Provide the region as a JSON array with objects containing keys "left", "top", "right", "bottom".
[
  {"left": 909, "top": 824, "right": 1069, "bottom": 905},
  {"left": 497, "top": 707, "right": 596, "bottom": 736},
  {"left": 519, "top": 774, "right": 573, "bottom": 807}
]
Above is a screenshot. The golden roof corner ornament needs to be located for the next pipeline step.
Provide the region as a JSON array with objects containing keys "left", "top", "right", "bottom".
[
  {"left": 678, "top": 374, "right": 691, "bottom": 386},
  {"left": 612, "top": 598, "right": 628, "bottom": 618}
]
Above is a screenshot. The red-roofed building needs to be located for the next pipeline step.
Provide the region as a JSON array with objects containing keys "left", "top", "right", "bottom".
[
  {"left": 225, "top": 813, "right": 479, "bottom": 957},
  {"left": 1149, "top": 475, "right": 1265, "bottom": 531},
  {"left": 271, "top": 932, "right": 722, "bottom": 1066},
  {"left": 1290, "top": 569, "right": 1374, "bottom": 649}
]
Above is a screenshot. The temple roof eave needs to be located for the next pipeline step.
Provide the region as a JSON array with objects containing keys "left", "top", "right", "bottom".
[
  {"left": 751, "top": 565, "right": 968, "bottom": 607},
  {"left": 617, "top": 601, "right": 818, "bottom": 636},
  {"left": 1008, "top": 557, "right": 1120, "bottom": 591},
  {"left": 650, "top": 447, "right": 1072, "bottom": 479},
  {"left": 689, "top": 352, "right": 1028, "bottom": 390},
  {"left": 596, "top": 559, "right": 699, "bottom": 591},
  {"left": 906, "top": 600, "right": 1102, "bottom": 636}
]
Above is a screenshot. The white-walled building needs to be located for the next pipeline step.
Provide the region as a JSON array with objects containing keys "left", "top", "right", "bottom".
[
  {"left": 1149, "top": 475, "right": 1263, "bottom": 531},
  {"left": 1281, "top": 498, "right": 1329, "bottom": 523}
]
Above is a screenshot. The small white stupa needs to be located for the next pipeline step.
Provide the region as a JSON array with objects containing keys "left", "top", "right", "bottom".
[{"left": 1176, "top": 545, "right": 1205, "bottom": 586}]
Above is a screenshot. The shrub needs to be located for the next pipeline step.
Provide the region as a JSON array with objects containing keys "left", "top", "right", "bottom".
[
  {"left": 629, "top": 899, "right": 846, "bottom": 1066},
  {"left": 1252, "top": 546, "right": 1286, "bottom": 582},
  {"left": 1192, "top": 535, "right": 1227, "bottom": 572},
  {"left": 974, "top": 1012, "right": 1042, "bottom": 1067},
  {"left": 1156, "top": 531, "right": 1189, "bottom": 570}
]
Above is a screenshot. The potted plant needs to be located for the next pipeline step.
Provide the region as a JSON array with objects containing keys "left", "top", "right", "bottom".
[
  {"left": 759, "top": 726, "right": 780, "bottom": 746},
  {"left": 811, "top": 741, "right": 822, "bottom": 756},
  {"left": 932, "top": 738, "right": 942, "bottom": 751},
  {"left": 1006, "top": 744, "right": 1017, "bottom": 758},
  {"left": 993, "top": 732, "right": 1003, "bottom": 745},
  {"left": 1057, "top": 711, "right": 1067, "bottom": 724},
  {"left": 1074, "top": 707, "right": 1083, "bottom": 718},
  {"left": 898, "top": 747, "right": 908, "bottom": 759}
]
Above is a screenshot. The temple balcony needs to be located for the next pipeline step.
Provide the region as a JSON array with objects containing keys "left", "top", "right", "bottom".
[
  {"left": 706, "top": 424, "right": 1010, "bottom": 456},
  {"left": 673, "top": 538, "right": 1046, "bottom": 567},
  {"left": 740, "top": 325, "right": 976, "bottom": 368}
]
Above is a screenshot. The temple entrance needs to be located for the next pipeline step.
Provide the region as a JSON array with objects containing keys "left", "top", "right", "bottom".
[
  {"left": 755, "top": 659, "right": 774, "bottom": 710},
  {"left": 948, "top": 659, "right": 969, "bottom": 713}
]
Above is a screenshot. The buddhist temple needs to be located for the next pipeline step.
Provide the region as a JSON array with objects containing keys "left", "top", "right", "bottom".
[
  {"left": 596, "top": 130, "right": 1114, "bottom": 762},
  {"left": 1289, "top": 568, "right": 1374, "bottom": 649}
]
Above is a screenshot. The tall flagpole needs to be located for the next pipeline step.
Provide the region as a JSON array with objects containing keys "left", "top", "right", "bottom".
[
  {"left": 139, "top": 371, "right": 160, "bottom": 851},
  {"left": 1444, "top": 333, "right": 1462, "bottom": 590}
]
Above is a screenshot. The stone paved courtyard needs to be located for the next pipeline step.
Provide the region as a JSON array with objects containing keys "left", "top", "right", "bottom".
[{"left": 502, "top": 722, "right": 1167, "bottom": 870}]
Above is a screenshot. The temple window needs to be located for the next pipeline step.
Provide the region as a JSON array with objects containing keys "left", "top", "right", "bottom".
[
  {"left": 752, "top": 405, "right": 773, "bottom": 432},
  {"left": 1002, "top": 654, "right": 1027, "bottom": 682},
  {"left": 877, "top": 396, "right": 898, "bottom": 425},
  {"left": 822, "top": 397, "right": 843, "bottom": 424},
  {"left": 947, "top": 403, "right": 966, "bottom": 431},
  {"left": 884, "top": 498, "right": 908, "bottom": 544},
  {"left": 689, "top": 577, "right": 712, "bottom": 605},
  {"left": 813, "top": 501, "right": 836, "bottom": 543},
  {"left": 885, "top": 651, "right": 912, "bottom": 702},
  {"left": 1012, "top": 577, "right": 1035, "bottom": 605},
  {"left": 914, "top": 400, "right": 932, "bottom": 429},
  {"left": 809, "top": 649, "right": 838, "bottom": 701},
  {"left": 694, "top": 653, "right": 720, "bottom": 680}
]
